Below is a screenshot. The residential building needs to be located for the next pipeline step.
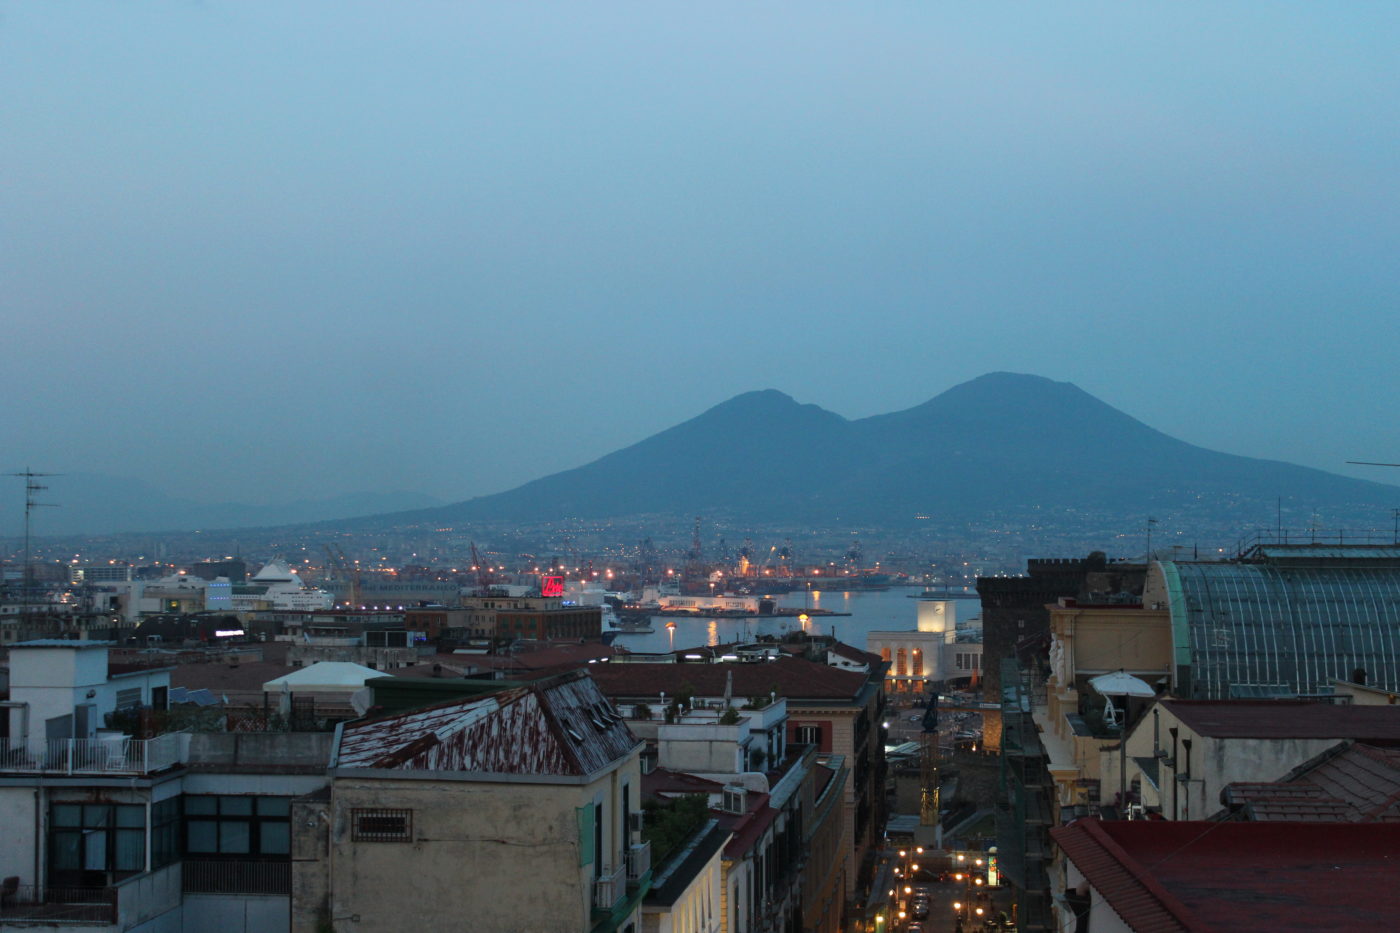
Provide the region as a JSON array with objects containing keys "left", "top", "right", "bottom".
[
  {"left": 291, "top": 670, "right": 647, "bottom": 933},
  {"left": 3, "top": 640, "right": 171, "bottom": 743},
  {"left": 454, "top": 593, "right": 602, "bottom": 641},
  {"left": 977, "top": 555, "right": 1146, "bottom": 713},
  {"left": 1038, "top": 597, "right": 1171, "bottom": 815},
  {"left": 1120, "top": 699, "right": 1400, "bottom": 821},
  {"left": 0, "top": 640, "right": 333, "bottom": 933},
  {"left": 590, "top": 648, "right": 886, "bottom": 919},
  {"left": 1219, "top": 740, "right": 1400, "bottom": 822}
]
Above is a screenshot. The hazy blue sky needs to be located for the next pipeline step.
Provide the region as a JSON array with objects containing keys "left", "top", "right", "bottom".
[{"left": 4, "top": 2, "right": 1398, "bottom": 507}]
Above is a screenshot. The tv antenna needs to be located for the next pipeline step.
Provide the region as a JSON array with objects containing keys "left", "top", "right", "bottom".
[
  {"left": 6, "top": 469, "right": 60, "bottom": 622},
  {"left": 1345, "top": 462, "right": 1400, "bottom": 543}
]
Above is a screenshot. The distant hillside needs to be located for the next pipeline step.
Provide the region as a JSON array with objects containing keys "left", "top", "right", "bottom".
[
  {"left": 385, "top": 373, "right": 1399, "bottom": 529},
  {"left": 0, "top": 474, "right": 442, "bottom": 536}
]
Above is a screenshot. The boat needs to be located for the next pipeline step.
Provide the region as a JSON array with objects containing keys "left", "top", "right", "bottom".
[{"left": 606, "top": 605, "right": 653, "bottom": 633}]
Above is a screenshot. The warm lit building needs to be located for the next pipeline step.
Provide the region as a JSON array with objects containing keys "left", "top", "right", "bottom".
[{"left": 1038, "top": 596, "right": 1171, "bottom": 816}]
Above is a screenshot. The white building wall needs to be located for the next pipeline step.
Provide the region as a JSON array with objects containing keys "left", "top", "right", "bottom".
[
  {"left": 180, "top": 894, "right": 290, "bottom": 933},
  {"left": 0, "top": 786, "right": 38, "bottom": 882},
  {"left": 1059, "top": 861, "right": 1134, "bottom": 933}
]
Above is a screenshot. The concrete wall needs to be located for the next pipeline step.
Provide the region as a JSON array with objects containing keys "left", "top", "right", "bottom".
[
  {"left": 0, "top": 786, "right": 38, "bottom": 882},
  {"left": 6, "top": 645, "right": 169, "bottom": 741},
  {"left": 113, "top": 863, "right": 182, "bottom": 930},
  {"left": 300, "top": 762, "right": 642, "bottom": 933},
  {"left": 186, "top": 732, "right": 334, "bottom": 771},
  {"left": 1122, "top": 704, "right": 1342, "bottom": 820},
  {"left": 179, "top": 894, "right": 289, "bottom": 933}
]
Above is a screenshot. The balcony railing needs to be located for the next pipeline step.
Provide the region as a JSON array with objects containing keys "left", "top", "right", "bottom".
[
  {"left": 626, "top": 841, "right": 651, "bottom": 881},
  {"left": 0, "top": 884, "right": 116, "bottom": 924},
  {"left": 592, "top": 863, "right": 626, "bottom": 911},
  {"left": 182, "top": 859, "right": 291, "bottom": 896},
  {"left": 0, "top": 733, "right": 188, "bottom": 775}
]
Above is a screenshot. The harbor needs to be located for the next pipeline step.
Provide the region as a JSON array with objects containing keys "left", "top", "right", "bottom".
[{"left": 606, "top": 587, "right": 982, "bottom": 654}]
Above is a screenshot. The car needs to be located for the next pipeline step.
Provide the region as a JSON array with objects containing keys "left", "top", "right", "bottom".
[{"left": 908, "top": 714, "right": 922, "bottom": 722}]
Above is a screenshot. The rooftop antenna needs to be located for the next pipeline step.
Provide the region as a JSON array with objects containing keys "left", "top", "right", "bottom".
[
  {"left": 1344, "top": 463, "right": 1400, "bottom": 544},
  {"left": 7, "top": 469, "right": 60, "bottom": 624}
]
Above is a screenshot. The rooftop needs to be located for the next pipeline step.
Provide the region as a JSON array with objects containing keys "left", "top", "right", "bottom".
[
  {"left": 335, "top": 670, "right": 639, "bottom": 777},
  {"left": 1163, "top": 699, "right": 1400, "bottom": 740},
  {"left": 1221, "top": 741, "right": 1400, "bottom": 822},
  {"left": 588, "top": 654, "right": 873, "bottom": 702},
  {"left": 1052, "top": 819, "right": 1400, "bottom": 932}
]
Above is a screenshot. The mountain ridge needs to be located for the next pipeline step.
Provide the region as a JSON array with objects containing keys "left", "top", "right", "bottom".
[{"left": 399, "top": 372, "right": 1398, "bottom": 529}]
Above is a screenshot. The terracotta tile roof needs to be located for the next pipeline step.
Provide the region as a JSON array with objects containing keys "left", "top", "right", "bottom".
[
  {"left": 827, "top": 642, "right": 881, "bottom": 667},
  {"left": 1221, "top": 742, "right": 1400, "bottom": 822},
  {"left": 587, "top": 655, "right": 871, "bottom": 702},
  {"left": 1053, "top": 820, "right": 1400, "bottom": 932},
  {"left": 716, "top": 793, "right": 776, "bottom": 858},
  {"left": 642, "top": 767, "right": 726, "bottom": 797},
  {"left": 1164, "top": 699, "right": 1400, "bottom": 740},
  {"left": 169, "top": 657, "right": 295, "bottom": 696}
]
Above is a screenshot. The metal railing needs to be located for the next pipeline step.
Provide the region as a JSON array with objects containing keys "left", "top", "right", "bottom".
[
  {"left": 0, "top": 733, "right": 188, "bottom": 775},
  {"left": 626, "top": 841, "right": 651, "bottom": 881},
  {"left": 182, "top": 859, "right": 292, "bottom": 896},
  {"left": 0, "top": 883, "right": 116, "bottom": 924},
  {"left": 592, "top": 863, "right": 626, "bottom": 910}
]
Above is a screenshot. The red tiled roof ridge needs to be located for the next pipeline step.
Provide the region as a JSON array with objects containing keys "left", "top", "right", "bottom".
[
  {"left": 1073, "top": 820, "right": 1218, "bottom": 933},
  {"left": 1361, "top": 786, "right": 1400, "bottom": 821}
]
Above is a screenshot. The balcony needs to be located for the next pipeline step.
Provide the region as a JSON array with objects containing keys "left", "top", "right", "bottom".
[
  {"left": 626, "top": 841, "right": 651, "bottom": 882},
  {"left": 0, "top": 734, "right": 189, "bottom": 776},
  {"left": 0, "top": 884, "right": 116, "bottom": 925},
  {"left": 592, "top": 863, "right": 626, "bottom": 910}
]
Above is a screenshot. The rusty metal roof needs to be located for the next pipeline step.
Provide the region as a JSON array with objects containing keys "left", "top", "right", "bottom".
[{"left": 336, "top": 669, "right": 639, "bottom": 777}]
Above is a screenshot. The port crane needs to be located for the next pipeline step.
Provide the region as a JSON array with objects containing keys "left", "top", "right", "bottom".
[
  {"left": 469, "top": 541, "right": 495, "bottom": 595},
  {"left": 323, "top": 543, "right": 362, "bottom": 610}
]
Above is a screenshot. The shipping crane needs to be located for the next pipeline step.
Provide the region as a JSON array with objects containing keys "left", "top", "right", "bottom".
[
  {"left": 324, "top": 543, "right": 362, "bottom": 610},
  {"left": 469, "top": 542, "right": 495, "bottom": 595}
]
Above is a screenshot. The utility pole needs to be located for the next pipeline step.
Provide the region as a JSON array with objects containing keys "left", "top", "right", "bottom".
[{"left": 7, "top": 469, "right": 60, "bottom": 627}]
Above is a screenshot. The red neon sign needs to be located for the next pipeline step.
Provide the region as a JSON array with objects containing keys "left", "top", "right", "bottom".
[{"left": 541, "top": 575, "right": 565, "bottom": 597}]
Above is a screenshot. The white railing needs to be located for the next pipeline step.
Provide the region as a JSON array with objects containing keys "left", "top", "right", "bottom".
[
  {"left": 0, "top": 733, "right": 188, "bottom": 775},
  {"left": 626, "top": 840, "right": 651, "bottom": 881},
  {"left": 592, "top": 863, "right": 626, "bottom": 910}
]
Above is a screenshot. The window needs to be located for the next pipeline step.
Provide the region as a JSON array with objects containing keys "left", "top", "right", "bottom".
[
  {"left": 795, "top": 725, "right": 821, "bottom": 745},
  {"left": 186, "top": 796, "right": 291, "bottom": 857},
  {"left": 352, "top": 808, "right": 412, "bottom": 843},
  {"left": 50, "top": 803, "right": 145, "bottom": 882},
  {"left": 722, "top": 787, "right": 747, "bottom": 814},
  {"left": 152, "top": 798, "right": 180, "bottom": 869}
]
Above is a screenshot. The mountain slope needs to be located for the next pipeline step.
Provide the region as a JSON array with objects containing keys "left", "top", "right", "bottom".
[{"left": 409, "top": 373, "right": 1397, "bottom": 528}]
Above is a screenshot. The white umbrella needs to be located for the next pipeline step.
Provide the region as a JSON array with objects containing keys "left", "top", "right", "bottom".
[{"left": 1089, "top": 670, "right": 1155, "bottom": 698}]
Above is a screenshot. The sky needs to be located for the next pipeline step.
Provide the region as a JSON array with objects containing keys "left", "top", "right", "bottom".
[{"left": 3, "top": 2, "right": 1399, "bottom": 509}]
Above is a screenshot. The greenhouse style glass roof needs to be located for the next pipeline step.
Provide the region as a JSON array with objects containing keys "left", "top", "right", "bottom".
[{"left": 1159, "top": 560, "right": 1400, "bottom": 698}]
